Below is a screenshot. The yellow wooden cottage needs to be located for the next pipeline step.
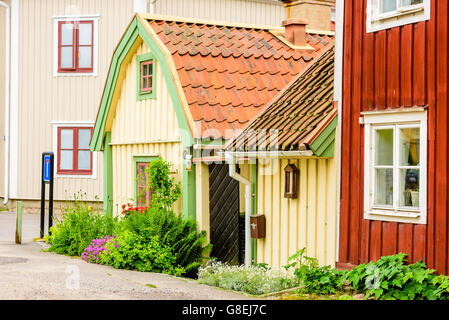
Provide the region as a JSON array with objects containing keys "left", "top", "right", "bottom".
[
  {"left": 90, "top": 11, "right": 335, "bottom": 266},
  {"left": 226, "top": 47, "right": 338, "bottom": 268}
]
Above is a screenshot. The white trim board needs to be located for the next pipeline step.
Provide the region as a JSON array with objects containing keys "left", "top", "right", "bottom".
[{"left": 9, "top": 0, "right": 19, "bottom": 199}]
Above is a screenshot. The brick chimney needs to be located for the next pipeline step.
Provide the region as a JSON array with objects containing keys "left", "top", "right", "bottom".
[
  {"left": 280, "top": 0, "right": 334, "bottom": 31},
  {"left": 282, "top": 19, "right": 308, "bottom": 47}
]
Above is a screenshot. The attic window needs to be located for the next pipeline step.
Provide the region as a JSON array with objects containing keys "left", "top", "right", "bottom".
[
  {"left": 284, "top": 164, "right": 299, "bottom": 199},
  {"left": 366, "top": 0, "right": 430, "bottom": 33},
  {"left": 136, "top": 53, "right": 156, "bottom": 101},
  {"left": 140, "top": 61, "right": 153, "bottom": 93}
]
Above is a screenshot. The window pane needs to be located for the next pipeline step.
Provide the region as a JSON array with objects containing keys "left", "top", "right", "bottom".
[
  {"left": 142, "top": 77, "right": 148, "bottom": 90},
  {"left": 137, "top": 163, "right": 148, "bottom": 186},
  {"left": 78, "top": 150, "right": 91, "bottom": 170},
  {"left": 374, "top": 168, "right": 394, "bottom": 206},
  {"left": 78, "top": 23, "right": 92, "bottom": 46},
  {"left": 78, "top": 46, "right": 92, "bottom": 69},
  {"left": 401, "top": 0, "right": 423, "bottom": 7},
  {"left": 60, "top": 129, "right": 73, "bottom": 149},
  {"left": 399, "top": 169, "right": 420, "bottom": 207},
  {"left": 60, "top": 150, "right": 73, "bottom": 170},
  {"left": 399, "top": 127, "right": 420, "bottom": 166},
  {"left": 60, "top": 23, "right": 74, "bottom": 45},
  {"left": 375, "top": 128, "right": 394, "bottom": 166},
  {"left": 142, "top": 63, "right": 148, "bottom": 76},
  {"left": 60, "top": 46, "right": 74, "bottom": 69},
  {"left": 78, "top": 129, "right": 92, "bottom": 149},
  {"left": 381, "top": 0, "right": 397, "bottom": 13}
]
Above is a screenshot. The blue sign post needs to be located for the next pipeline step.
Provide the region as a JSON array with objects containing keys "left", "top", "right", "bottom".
[{"left": 40, "top": 152, "right": 54, "bottom": 239}]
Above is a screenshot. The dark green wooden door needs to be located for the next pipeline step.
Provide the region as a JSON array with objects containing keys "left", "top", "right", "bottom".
[{"left": 209, "top": 163, "right": 240, "bottom": 265}]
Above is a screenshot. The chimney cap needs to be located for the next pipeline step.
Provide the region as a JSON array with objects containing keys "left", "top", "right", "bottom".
[{"left": 282, "top": 18, "right": 308, "bottom": 27}]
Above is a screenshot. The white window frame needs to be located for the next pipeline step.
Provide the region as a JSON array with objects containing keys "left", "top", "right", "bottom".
[
  {"left": 366, "top": 0, "right": 430, "bottom": 33},
  {"left": 51, "top": 121, "right": 97, "bottom": 179},
  {"left": 362, "top": 109, "right": 427, "bottom": 224},
  {"left": 53, "top": 15, "right": 99, "bottom": 77}
]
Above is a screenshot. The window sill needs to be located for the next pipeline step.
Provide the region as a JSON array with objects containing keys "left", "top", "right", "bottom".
[
  {"left": 55, "top": 174, "right": 96, "bottom": 179},
  {"left": 372, "top": 7, "right": 424, "bottom": 22},
  {"left": 364, "top": 209, "right": 426, "bottom": 225},
  {"left": 54, "top": 72, "right": 98, "bottom": 77}
]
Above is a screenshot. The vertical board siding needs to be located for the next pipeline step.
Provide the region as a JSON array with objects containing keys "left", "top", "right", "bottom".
[
  {"left": 110, "top": 40, "right": 182, "bottom": 217},
  {"left": 154, "top": 0, "right": 285, "bottom": 26},
  {"left": 17, "top": 0, "right": 134, "bottom": 201},
  {"left": 257, "top": 157, "right": 337, "bottom": 268},
  {"left": 340, "top": 0, "right": 449, "bottom": 273}
]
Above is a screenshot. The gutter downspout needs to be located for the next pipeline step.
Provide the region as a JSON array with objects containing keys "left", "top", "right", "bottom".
[
  {"left": 334, "top": 0, "right": 344, "bottom": 264},
  {"left": 225, "top": 152, "right": 252, "bottom": 266},
  {"left": 0, "top": 1, "right": 10, "bottom": 205}
]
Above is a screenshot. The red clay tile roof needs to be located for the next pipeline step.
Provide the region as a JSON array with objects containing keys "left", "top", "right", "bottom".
[
  {"left": 226, "top": 46, "right": 337, "bottom": 152},
  {"left": 147, "top": 18, "right": 334, "bottom": 140}
]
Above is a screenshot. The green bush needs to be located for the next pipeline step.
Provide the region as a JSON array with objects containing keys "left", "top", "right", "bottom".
[
  {"left": 139, "top": 158, "right": 181, "bottom": 211},
  {"left": 285, "top": 248, "right": 346, "bottom": 295},
  {"left": 98, "top": 230, "right": 185, "bottom": 276},
  {"left": 47, "top": 199, "right": 118, "bottom": 256},
  {"left": 115, "top": 206, "right": 211, "bottom": 277},
  {"left": 345, "top": 253, "right": 449, "bottom": 300}
]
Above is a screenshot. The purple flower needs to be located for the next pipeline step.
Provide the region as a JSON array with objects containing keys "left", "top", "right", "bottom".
[{"left": 81, "top": 236, "right": 118, "bottom": 263}]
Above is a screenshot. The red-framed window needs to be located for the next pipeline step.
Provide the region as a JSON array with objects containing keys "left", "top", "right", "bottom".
[
  {"left": 58, "top": 20, "right": 94, "bottom": 73},
  {"left": 136, "top": 162, "right": 152, "bottom": 206},
  {"left": 57, "top": 127, "right": 93, "bottom": 175},
  {"left": 140, "top": 60, "right": 153, "bottom": 93}
]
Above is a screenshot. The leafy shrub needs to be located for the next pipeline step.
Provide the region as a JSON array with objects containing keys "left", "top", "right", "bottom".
[
  {"left": 140, "top": 158, "right": 181, "bottom": 211},
  {"left": 97, "top": 231, "right": 185, "bottom": 276},
  {"left": 285, "top": 248, "right": 346, "bottom": 295},
  {"left": 47, "top": 199, "right": 118, "bottom": 256},
  {"left": 345, "top": 253, "right": 449, "bottom": 300},
  {"left": 115, "top": 206, "right": 211, "bottom": 277},
  {"left": 198, "top": 260, "right": 300, "bottom": 295}
]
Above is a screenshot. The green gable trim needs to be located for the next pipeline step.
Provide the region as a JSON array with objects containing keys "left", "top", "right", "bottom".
[
  {"left": 136, "top": 52, "right": 157, "bottom": 101},
  {"left": 103, "top": 132, "right": 113, "bottom": 215},
  {"left": 309, "top": 116, "right": 338, "bottom": 158},
  {"left": 90, "top": 17, "right": 193, "bottom": 152},
  {"left": 90, "top": 16, "right": 196, "bottom": 219}
]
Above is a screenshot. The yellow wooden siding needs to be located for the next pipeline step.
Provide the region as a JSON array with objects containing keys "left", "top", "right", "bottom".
[
  {"left": 256, "top": 157, "right": 337, "bottom": 268},
  {"left": 110, "top": 40, "right": 183, "bottom": 217},
  {"left": 153, "top": 0, "right": 285, "bottom": 26},
  {"left": 16, "top": 0, "right": 134, "bottom": 201}
]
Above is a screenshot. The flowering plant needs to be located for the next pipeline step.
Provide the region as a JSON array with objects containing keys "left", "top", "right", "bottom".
[
  {"left": 81, "top": 236, "right": 119, "bottom": 263},
  {"left": 121, "top": 203, "right": 148, "bottom": 217}
]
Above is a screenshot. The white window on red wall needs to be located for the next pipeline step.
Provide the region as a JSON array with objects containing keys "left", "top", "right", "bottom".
[
  {"left": 53, "top": 16, "right": 99, "bottom": 76},
  {"left": 362, "top": 109, "right": 427, "bottom": 225},
  {"left": 366, "top": 0, "right": 430, "bottom": 33},
  {"left": 57, "top": 127, "right": 93, "bottom": 175}
]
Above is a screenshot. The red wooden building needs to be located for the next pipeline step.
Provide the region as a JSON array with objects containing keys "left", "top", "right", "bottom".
[{"left": 336, "top": 0, "right": 449, "bottom": 274}]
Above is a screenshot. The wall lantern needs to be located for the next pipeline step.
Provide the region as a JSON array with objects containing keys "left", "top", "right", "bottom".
[
  {"left": 284, "top": 163, "right": 299, "bottom": 199},
  {"left": 183, "top": 150, "right": 193, "bottom": 171}
]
